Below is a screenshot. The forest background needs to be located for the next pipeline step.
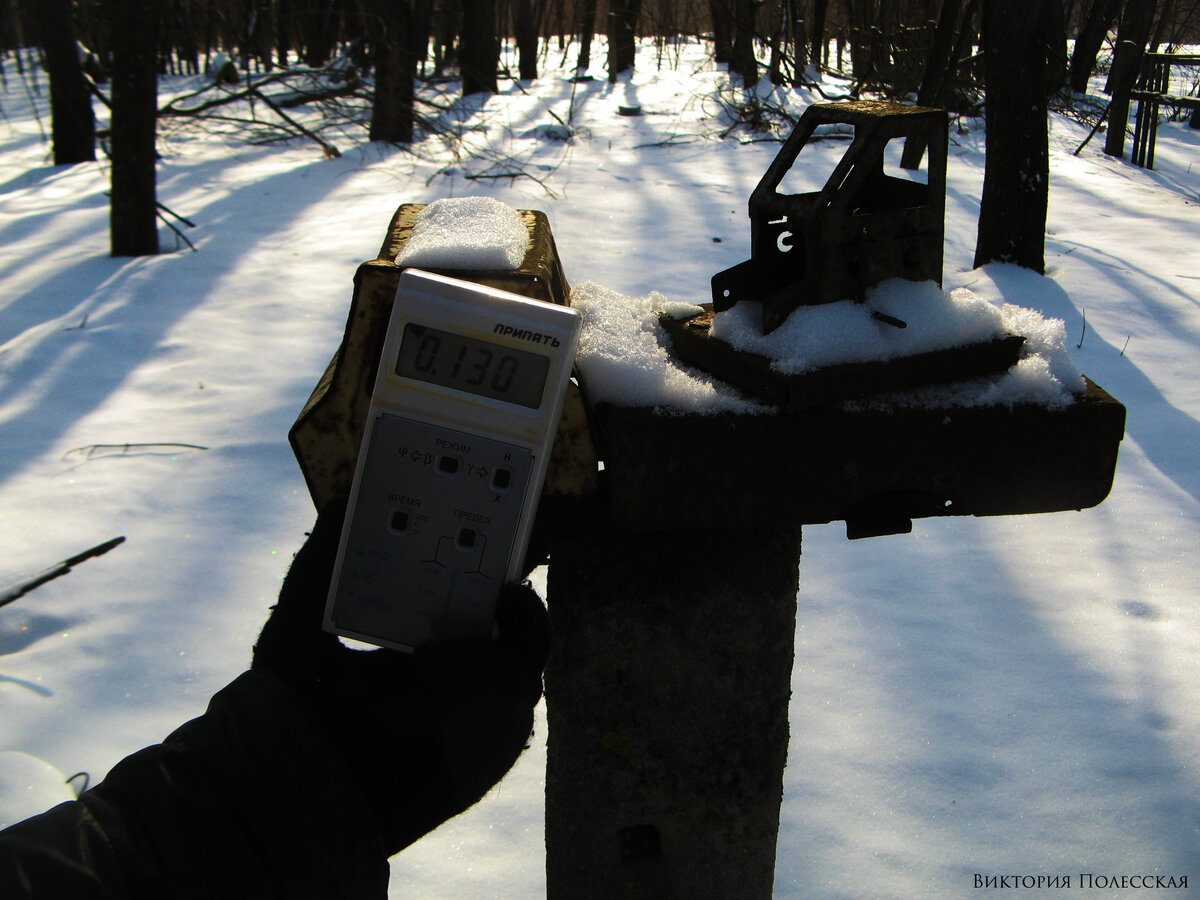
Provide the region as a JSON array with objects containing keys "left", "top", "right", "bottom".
[
  {"left": 8, "top": 0, "right": 1200, "bottom": 205},
  {"left": 8, "top": 0, "right": 1200, "bottom": 102},
  {"left": 6, "top": 0, "right": 1199, "bottom": 281}
]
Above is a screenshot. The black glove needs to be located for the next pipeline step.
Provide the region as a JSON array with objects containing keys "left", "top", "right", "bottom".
[{"left": 251, "top": 500, "right": 550, "bottom": 855}]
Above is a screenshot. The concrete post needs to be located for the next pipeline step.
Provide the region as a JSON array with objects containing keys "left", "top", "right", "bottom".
[{"left": 544, "top": 519, "right": 802, "bottom": 900}]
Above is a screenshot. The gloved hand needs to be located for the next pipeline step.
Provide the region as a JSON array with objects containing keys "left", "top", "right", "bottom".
[{"left": 251, "top": 500, "right": 550, "bottom": 855}]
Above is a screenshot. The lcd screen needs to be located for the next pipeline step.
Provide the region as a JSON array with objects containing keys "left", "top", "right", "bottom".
[{"left": 396, "top": 324, "right": 550, "bottom": 409}]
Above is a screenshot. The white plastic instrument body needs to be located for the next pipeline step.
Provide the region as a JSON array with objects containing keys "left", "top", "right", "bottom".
[{"left": 324, "top": 268, "right": 581, "bottom": 651}]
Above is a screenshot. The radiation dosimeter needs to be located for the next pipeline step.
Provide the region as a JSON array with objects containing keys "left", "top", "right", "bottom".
[{"left": 325, "top": 268, "right": 581, "bottom": 651}]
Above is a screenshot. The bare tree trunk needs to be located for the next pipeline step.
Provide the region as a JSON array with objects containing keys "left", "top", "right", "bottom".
[
  {"left": 921, "top": 0, "right": 967, "bottom": 103},
  {"left": 711, "top": 0, "right": 733, "bottom": 64},
  {"left": 1062, "top": 0, "right": 1079, "bottom": 33},
  {"left": 461, "top": 0, "right": 499, "bottom": 94},
  {"left": 1045, "top": 0, "right": 1068, "bottom": 94},
  {"left": 414, "top": 0, "right": 435, "bottom": 77},
  {"left": 788, "top": 0, "right": 808, "bottom": 84},
  {"left": 901, "top": 0, "right": 964, "bottom": 169},
  {"left": 1104, "top": 0, "right": 1159, "bottom": 91},
  {"left": 299, "top": 0, "right": 343, "bottom": 66},
  {"left": 1102, "top": 39, "right": 1142, "bottom": 156},
  {"left": 576, "top": 0, "right": 599, "bottom": 72},
  {"left": 973, "top": 0, "right": 1055, "bottom": 273},
  {"left": 729, "top": 0, "right": 758, "bottom": 86},
  {"left": 607, "top": 0, "right": 641, "bottom": 81},
  {"left": 811, "top": 0, "right": 830, "bottom": 71},
  {"left": 246, "top": 0, "right": 274, "bottom": 71},
  {"left": 949, "top": 0, "right": 982, "bottom": 84},
  {"left": 432, "top": 0, "right": 459, "bottom": 75},
  {"left": 160, "top": 0, "right": 200, "bottom": 76},
  {"left": 109, "top": 0, "right": 158, "bottom": 257},
  {"left": 1068, "top": 0, "right": 1121, "bottom": 93},
  {"left": 273, "top": 0, "right": 290, "bottom": 68},
  {"left": 514, "top": 0, "right": 539, "bottom": 80},
  {"left": 1149, "top": 0, "right": 1177, "bottom": 50},
  {"left": 369, "top": 28, "right": 412, "bottom": 144},
  {"left": 845, "top": 0, "right": 881, "bottom": 87},
  {"left": 38, "top": 0, "right": 96, "bottom": 164},
  {"left": 368, "top": 0, "right": 431, "bottom": 142},
  {"left": 769, "top": 28, "right": 783, "bottom": 85}
]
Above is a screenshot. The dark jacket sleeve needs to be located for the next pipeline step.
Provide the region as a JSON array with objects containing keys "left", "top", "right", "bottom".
[{"left": 0, "top": 671, "right": 390, "bottom": 899}]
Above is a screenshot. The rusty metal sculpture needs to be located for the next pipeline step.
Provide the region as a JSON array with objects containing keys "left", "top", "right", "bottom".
[{"left": 712, "top": 100, "right": 948, "bottom": 334}]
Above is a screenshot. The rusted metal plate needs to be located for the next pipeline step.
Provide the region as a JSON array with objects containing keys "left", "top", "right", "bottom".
[
  {"left": 660, "top": 305, "right": 1026, "bottom": 410},
  {"left": 596, "top": 379, "right": 1126, "bottom": 535},
  {"left": 542, "top": 380, "right": 601, "bottom": 498},
  {"left": 375, "top": 203, "right": 571, "bottom": 307},
  {"left": 289, "top": 203, "right": 592, "bottom": 510},
  {"left": 712, "top": 100, "right": 948, "bottom": 333}
]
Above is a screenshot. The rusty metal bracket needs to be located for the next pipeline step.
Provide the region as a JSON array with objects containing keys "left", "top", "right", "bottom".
[
  {"left": 596, "top": 379, "right": 1125, "bottom": 536},
  {"left": 712, "top": 100, "right": 948, "bottom": 334}
]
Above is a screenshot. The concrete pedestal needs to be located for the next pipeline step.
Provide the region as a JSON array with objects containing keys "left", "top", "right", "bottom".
[{"left": 545, "top": 520, "right": 801, "bottom": 900}]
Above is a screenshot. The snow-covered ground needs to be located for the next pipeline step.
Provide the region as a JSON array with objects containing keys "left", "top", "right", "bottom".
[{"left": 2, "top": 39, "right": 1199, "bottom": 897}]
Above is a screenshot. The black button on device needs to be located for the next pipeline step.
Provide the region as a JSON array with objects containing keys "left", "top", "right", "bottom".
[
  {"left": 492, "top": 467, "right": 512, "bottom": 491},
  {"left": 456, "top": 527, "right": 477, "bottom": 550},
  {"left": 437, "top": 455, "right": 460, "bottom": 475},
  {"left": 390, "top": 510, "right": 410, "bottom": 533}
]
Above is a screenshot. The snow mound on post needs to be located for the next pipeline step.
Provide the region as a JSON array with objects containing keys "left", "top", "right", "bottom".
[
  {"left": 710, "top": 279, "right": 1084, "bottom": 410},
  {"left": 396, "top": 197, "right": 529, "bottom": 270},
  {"left": 570, "top": 281, "right": 766, "bottom": 414},
  {"left": 573, "top": 278, "right": 1084, "bottom": 413},
  {"left": 709, "top": 279, "right": 1011, "bottom": 372}
]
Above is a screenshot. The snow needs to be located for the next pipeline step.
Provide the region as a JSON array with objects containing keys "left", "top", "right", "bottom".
[
  {"left": 712, "top": 277, "right": 1088, "bottom": 409},
  {"left": 3, "top": 37, "right": 1200, "bottom": 897},
  {"left": 716, "top": 280, "right": 994, "bottom": 366},
  {"left": 396, "top": 195, "right": 529, "bottom": 270},
  {"left": 841, "top": 284, "right": 1087, "bottom": 411},
  {"left": 572, "top": 275, "right": 1085, "bottom": 413},
  {"left": 570, "top": 280, "right": 764, "bottom": 412},
  {"left": 0, "top": 752, "right": 76, "bottom": 830}
]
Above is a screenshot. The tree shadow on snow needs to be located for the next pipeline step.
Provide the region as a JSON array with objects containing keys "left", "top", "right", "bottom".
[
  {"left": 0, "top": 150, "right": 355, "bottom": 490},
  {"left": 778, "top": 519, "right": 1200, "bottom": 895},
  {"left": 959, "top": 263, "right": 1200, "bottom": 510}
]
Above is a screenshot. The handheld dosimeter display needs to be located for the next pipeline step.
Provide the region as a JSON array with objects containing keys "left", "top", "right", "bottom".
[{"left": 325, "top": 269, "right": 581, "bottom": 651}]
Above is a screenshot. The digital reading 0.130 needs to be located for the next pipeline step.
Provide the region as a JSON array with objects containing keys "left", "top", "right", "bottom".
[{"left": 395, "top": 323, "right": 551, "bottom": 409}]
